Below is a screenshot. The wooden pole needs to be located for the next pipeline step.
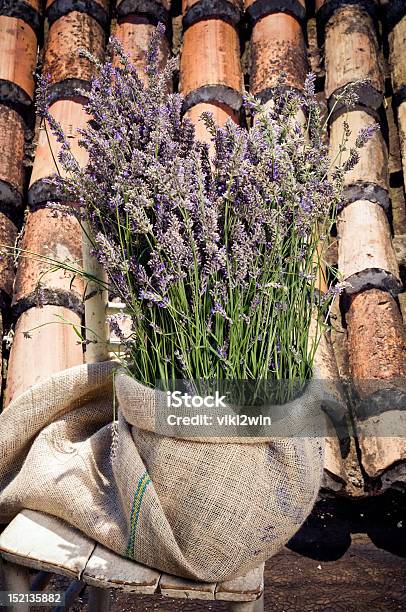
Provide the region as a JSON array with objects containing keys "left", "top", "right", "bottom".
[{"left": 82, "top": 228, "right": 110, "bottom": 364}]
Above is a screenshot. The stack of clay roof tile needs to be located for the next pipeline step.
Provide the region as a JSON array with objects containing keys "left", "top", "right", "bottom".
[
  {"left": 316, "top": 0, "right": 406, "bottom": 491},
  {"left": 3, "top": 0, "right": 111, "bottom": 403},
  {"left": 0, "top": 0, "right": 405, "bottom": 497},
  {"left": 0, "top": 0, "right": 41, "bottom": 391}
]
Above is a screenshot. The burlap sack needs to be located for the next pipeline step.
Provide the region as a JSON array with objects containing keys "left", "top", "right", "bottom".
[{"left": 0, "top": 361, "right": 325, "bottom": 581}]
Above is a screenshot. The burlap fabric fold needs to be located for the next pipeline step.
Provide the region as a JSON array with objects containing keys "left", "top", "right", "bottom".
[{"left": 0, "top": 361, "right": 325, "bottom": 581}]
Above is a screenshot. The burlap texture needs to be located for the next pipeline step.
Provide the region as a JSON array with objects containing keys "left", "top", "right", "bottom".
[{"left": 0, "top": 361, "right": 325, "bottom": 581}]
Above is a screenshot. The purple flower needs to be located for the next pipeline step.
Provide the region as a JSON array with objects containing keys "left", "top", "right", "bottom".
[
  {"left": 355, "top": 123, "right": 379, "bottom": 148},
  {"left": 217, "top": 342, "right": 228, "bottom": 360},
  {"left": 35, "top": 32, "right": 356, "bottom": 385}
]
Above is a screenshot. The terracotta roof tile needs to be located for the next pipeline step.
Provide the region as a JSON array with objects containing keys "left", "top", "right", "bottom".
[
  {"left": 114, "top": 17, "right": 170, "bottom": 82},
  {"left": 5, "top": 305, "right": 83, "bottom": 404},
  {"left": 43, "top": 11, "right": 106, "bottom": 101},
  {"left": 116, "top": 0, "right": 171, "bottom": 24},
  {"left": 249, "top": 12, "right": 308, "bottom": 96},
  {"left": 0, "top": 0, "right": 42, "bottom": 38},
  {"left": 329, "top": 109, "right": 389, "bottom": 210},
  {"left": 29, "top": 97, "right": 91, "bottom": 205},
  {"left": 0, "top": 15, "right": 38, "bottom": 107},
  {"left": 337, "top": 199, "right": 401, "bottom": 295},
  {"left": 186, "top": 101, "right": 239, "bottom": 146},
  {"left": 0, "top": 104, "right": 25, "bottom": 208},
  {"left": 180, "top": 19, "right": 243, "bottom": 111},
  {"left": 324, "top": 3, "right": 383, "bottom": 111},
  {"left": 347, "top": 287, "right": 406, "bottom": 476},
  {"left": 245, "top": 0, "right": 306, "bottom": 30},
  {"left": 12, "top": 207, "right": 84, "bottom": 315},
  {"left": 182, "top": 0, "right": 242, "bottom": 29},
  {"left": 0, "top": 213, "right": 18, "bottom": 308}
]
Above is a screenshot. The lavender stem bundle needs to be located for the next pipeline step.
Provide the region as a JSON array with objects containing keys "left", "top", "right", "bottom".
[{"left": 35, "top": 26, "right": 375, "bottom": 395}]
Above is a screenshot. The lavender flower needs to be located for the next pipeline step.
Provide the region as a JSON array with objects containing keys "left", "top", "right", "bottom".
[
  {"left": 355, "top": 123, "right": 380, "bottom": 148},
  {"left": 35, "top": 26, "right": 369, "bottom": 389},
  {"left": 107, "top": 313, "right": 127, "bottom": 343}
]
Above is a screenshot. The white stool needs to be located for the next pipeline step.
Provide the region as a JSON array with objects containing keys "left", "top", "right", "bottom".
[{"left": 0, "top": 510, "right": 264, "bottom": 611}]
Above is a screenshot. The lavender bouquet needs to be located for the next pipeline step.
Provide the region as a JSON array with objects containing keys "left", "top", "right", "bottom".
[{"left": 36, "top": 27, "right": 372, "bottom": 396}]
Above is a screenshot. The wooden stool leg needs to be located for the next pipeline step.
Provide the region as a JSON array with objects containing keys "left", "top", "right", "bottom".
[
  {"left": 2, "top": 560, "right": 30, "bottom": 612},
  {"left": 30, "top": 570, "right": 52, "bottom": 592},
  {"left": 229, "top": 593, "right": 265, "bottom": 612},
  {"left": 53, "top": 580, "right": 86, "bottom": 612},
  {"left": 88, "top": 586, "right": 111, "bottom": 612}
]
